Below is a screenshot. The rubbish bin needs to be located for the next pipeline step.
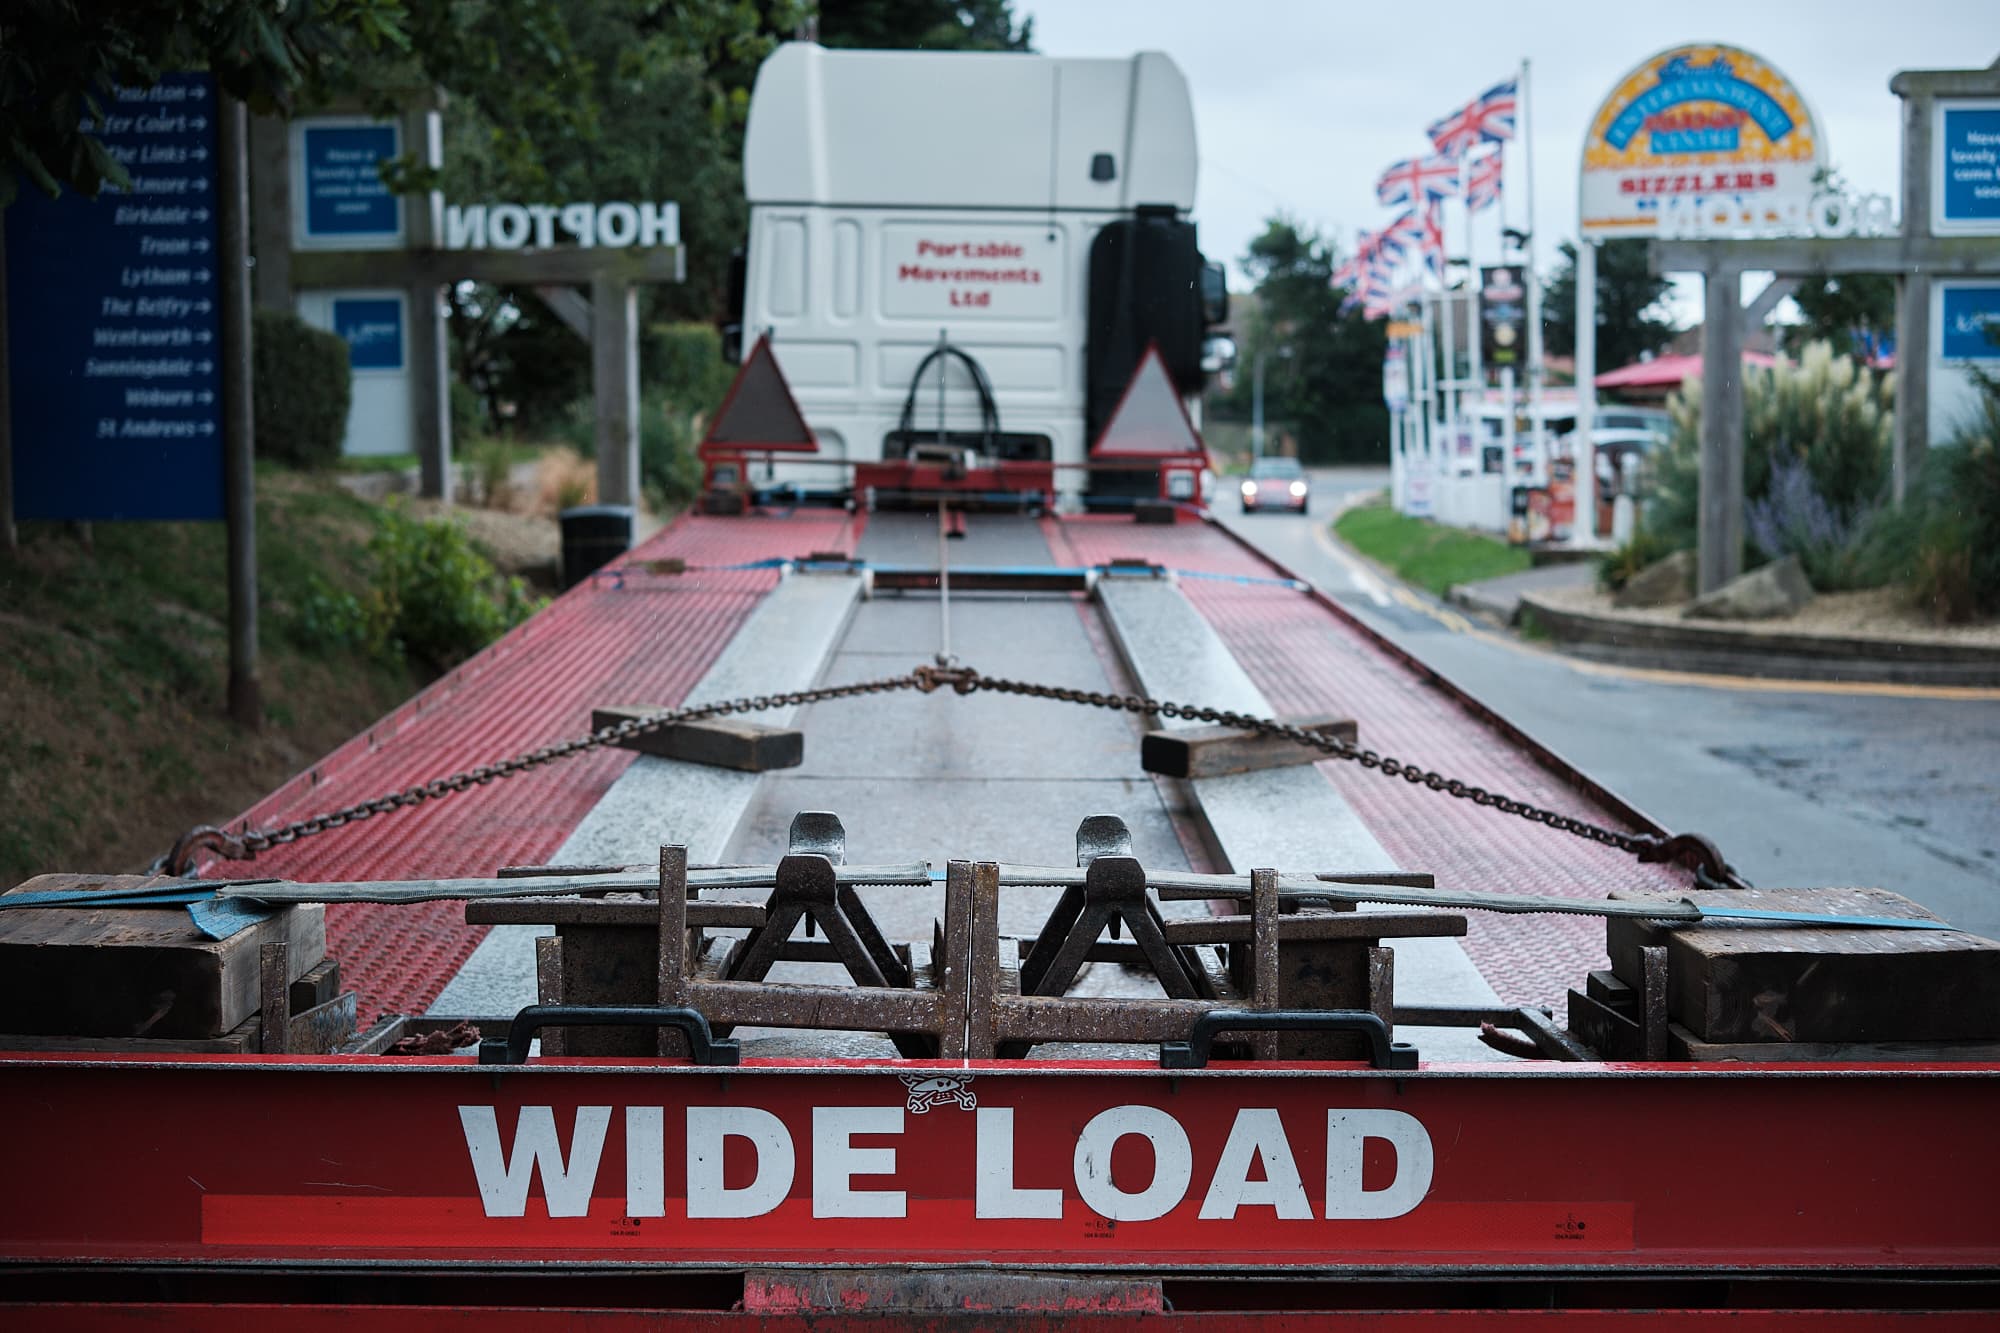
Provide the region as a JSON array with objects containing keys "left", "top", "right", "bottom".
[{"left": 559, "top": 504, "right": 634, "bottom": 590}]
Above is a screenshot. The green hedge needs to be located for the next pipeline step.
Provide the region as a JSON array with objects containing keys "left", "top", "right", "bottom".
[{"left": 253, "top": 309, "right": 351, "bottom": 469}]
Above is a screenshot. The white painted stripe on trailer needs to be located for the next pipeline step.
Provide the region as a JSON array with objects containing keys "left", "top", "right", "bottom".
[
  {"left": 1091, "top": 575, "right": 1503, "bottom": 1060},
  {"left": 429, "top": 571, "right": 865, "bottom": 1016}
]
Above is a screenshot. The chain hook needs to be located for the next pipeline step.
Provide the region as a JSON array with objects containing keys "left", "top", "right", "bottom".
[
  {"left": 914, "top": 662, "right": 981, "bottom": 695},
  {"left": 163, "top": 825, "right": 252, "bottom": 877},
  {"left": 1631, "top": 831, "right": 1745, "bottom": 889}
]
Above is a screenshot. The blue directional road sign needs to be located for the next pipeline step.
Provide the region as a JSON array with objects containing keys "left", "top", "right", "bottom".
[
  {"left": 5, "top": 72, "right": 222, "bottom": 520},
  {"left": 1938, "top": 103, "right": 2000, "bottom": 232},
  {"left": 1939, "top": 283, "right": 2000, "bottom": 361},
  {"left": 301, "top": 124, "right": 400, "bottom": 241},
  {"left": 332, "top": 297, "right": 406, "bottom": 371}
]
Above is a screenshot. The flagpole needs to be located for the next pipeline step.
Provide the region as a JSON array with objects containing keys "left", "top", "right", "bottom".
[
  {"left": 1464, "top": 157, "right": 1485, "bottom": 525},
  {"left": 1522, "top": 55, "right": 1546, "bottom": 506}
]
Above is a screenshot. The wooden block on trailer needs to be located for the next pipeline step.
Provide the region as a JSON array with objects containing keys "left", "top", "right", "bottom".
[
  {"left": 592, "top": 708, "right": 804, "bottom": 772},
  {"left": 1607, "top": 886, "right": 2000, "bottom": 1045},
  {"left": 1667, "top": 1021, "right": 2000, "bottom": 1064},
  {"left": 1566, "top": 988, "right": 1641, "bottom": 1060},
  {"left": 1585, "top": 968, "right": 1635, "bottom": 1011},
  {"left": 0, "top": 1012, "right": 264, "bottom": 1056},
  {"left": 289, "top": 956, "right": 341, "bottom": 1013},
  {"left": 0, "top": 875, "right": 324, "bottom": 1040},
  {"left": 1141, "top": 713, "right": 1358, "bottom": 780}
]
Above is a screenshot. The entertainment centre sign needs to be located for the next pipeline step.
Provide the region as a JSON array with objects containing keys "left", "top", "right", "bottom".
[{"left": 1580, "top": 44, "right": 1825, "bottom": 240}]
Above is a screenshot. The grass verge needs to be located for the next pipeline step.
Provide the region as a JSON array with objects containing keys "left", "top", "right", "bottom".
[
  {"left": 0, "top": 472, "right": 421, "bottom": 885},
  {"left": 1333, "top": 499, "right": 1531, "bottom": 597}
]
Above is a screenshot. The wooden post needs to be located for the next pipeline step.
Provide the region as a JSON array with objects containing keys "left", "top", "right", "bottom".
[
  {"left": 1893, "top": 84, "right": 1936, "bottom": 504},
  {"left": 405, "top": 103, "right": 453, "bottom": 504},
  {"left": 219, "top": 96, "right": 262, "bottom": 728},
  {"left": 0, "top": 210, "right": 14, "bottom": 553},
  {"left": 592, "top": 273, "right": 641, "bottom": 509},
  {"left": 247, "top": 114, "right": 292, "bottom": 312},
  {"left": 1698, "top": 261, "right": 1744, "bottom": 594}
]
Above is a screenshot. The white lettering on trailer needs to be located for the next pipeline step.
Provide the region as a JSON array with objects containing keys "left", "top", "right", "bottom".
[
  {"left": 974, "top": 1107, "right": 1062, "bottom": 1218},
  {"left": 626, "top": 1106, "right": 665, "bottom": 1216},
  {"left": 812, "top": 1106, "right": 906, "bottom": 1218},
  {"left": 457, "top": 1105, "right": 610, "bottom": 1218},
  {"left": 1325, "top": 1110, "right": 1434, "bottom": 1220},
  {"left": 1072, "top": 1105, "right": 1194, "bottom": 1223},
  {"left": 454, "top": 1102, "right": 1437, "bottom": 1222},
  {"left": 1199, "top": 1108, "right": 1312, "bottom": 1219},
  {"left": 688, "top": 1107, "right": 796, "bottom": 1218}
]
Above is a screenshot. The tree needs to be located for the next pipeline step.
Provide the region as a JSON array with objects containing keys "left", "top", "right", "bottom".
[
  {"left": 817, "top": 1, "right": 1033, "bottom": 51},
  {"left": 1214, "top": 217, "right": 1389, "bottom": 464},
  {"left": 1542, "top": 238, "right": 1676, "bottom": 375},
  {"left": 1786, "top": 272, "right": 1896, "bottom": 359},
  {"left": 0, "top": 0, "right": 410, "bottom": 205}
]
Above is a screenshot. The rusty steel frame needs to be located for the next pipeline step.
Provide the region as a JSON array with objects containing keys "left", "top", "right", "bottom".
[{"left": 470, "top": 812, "right": 1471, "bottom": 1064}]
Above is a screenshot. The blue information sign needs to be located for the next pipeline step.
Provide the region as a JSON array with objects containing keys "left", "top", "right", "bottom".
[
  {"left": 332, "top": 297, "right": 405, "bottom": 371},
  {"left": 302, "top": 124, "right": 400, "bottom": 239},
  {"left": 5, "top": 72, "right": 222, "bottom": 520},
  {"left": 1939, "top": 284, "right": 2000, "bottom": 361},
  {"left": 1939, "top": 103, "right": 2000, "bottom": 231}
]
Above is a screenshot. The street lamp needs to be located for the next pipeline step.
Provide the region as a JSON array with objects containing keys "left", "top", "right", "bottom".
[{"left": 1250, "top": 344, "right": 1293, "bottom": 459}]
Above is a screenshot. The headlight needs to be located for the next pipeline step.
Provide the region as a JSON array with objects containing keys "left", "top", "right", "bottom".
[
  {"left": 1240, "top": 480, "right": 1257, "bottom": 497},
  {"left": 1288, "top": 480, "right": 1308, "bottom": 498}
]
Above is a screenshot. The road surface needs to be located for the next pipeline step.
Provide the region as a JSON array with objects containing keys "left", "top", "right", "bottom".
[{"left": 1216, "top": 466, "right": 2000, "bottom": 943}]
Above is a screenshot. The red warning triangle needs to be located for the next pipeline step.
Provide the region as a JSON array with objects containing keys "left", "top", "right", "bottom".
[
  {"left": 699, "top": 336, "right": 819, "bottom": 457},
  {"left": 1089, "top": 342, "right": 1209, "bottom": 462}
]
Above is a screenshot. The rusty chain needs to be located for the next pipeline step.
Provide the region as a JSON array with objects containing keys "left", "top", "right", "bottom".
[{"left": 164, "top": 660, "right": 1738, "bottom": 886}]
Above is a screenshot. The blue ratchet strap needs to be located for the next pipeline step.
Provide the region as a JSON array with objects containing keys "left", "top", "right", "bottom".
[{"left": 1167, "top": 567, "right": 1310, "bottom": 591}]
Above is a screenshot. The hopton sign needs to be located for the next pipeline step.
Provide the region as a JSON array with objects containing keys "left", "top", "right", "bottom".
[{"left": 443, "top": 201, "right": 680, "bottom": 250}]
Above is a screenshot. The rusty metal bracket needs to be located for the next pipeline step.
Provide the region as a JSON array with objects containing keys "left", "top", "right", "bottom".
[{"left": 1016, "top": 816, "right": 1203, "bottom": 1001}]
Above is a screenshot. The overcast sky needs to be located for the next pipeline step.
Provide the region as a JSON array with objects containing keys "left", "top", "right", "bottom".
[{"left": 1027, "top": 0, "right": 1996, "bottom": 308}]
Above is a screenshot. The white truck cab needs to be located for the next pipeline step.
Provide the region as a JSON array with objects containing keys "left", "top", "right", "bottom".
[{"left": 731, "top": 42, "right": 1225, "bottom": 506}]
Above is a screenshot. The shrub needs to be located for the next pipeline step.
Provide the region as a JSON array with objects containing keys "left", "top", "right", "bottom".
[
  {"left": 1597, "top": 524, "right": 1677, "bottom": 593},
  {"left": 641, "top": 395, "right": 704, "bottom": 511},
  {"left": 314, "top": 503, "right": 541, "bottom": 673},
  {"left": 253, "top": 309, "right": 351, "bottom": 469},
  {"left": 1862, "top": 373, "right": 2000, "bottom": 622},
  {"left": 1648, "top": 340, "right": 1892, "bottom": 586}
]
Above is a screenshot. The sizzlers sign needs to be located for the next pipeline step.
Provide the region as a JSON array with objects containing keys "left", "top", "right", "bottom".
[
  {"left": 443, "top": 201, "right": 679, "bottom": 250},
  {"left": 457, "top": 1079, "right": 1433, "bottom": 1225}
]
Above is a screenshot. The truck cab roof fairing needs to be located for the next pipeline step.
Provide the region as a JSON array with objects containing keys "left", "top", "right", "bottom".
[{"left": 743, "top": 43, "right": 1197, "bottom": 213}]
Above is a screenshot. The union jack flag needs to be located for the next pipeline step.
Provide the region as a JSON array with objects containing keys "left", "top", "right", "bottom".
[
  {"left": 1415, "top": 204, "right": 1445, "bottom": 280},
  {"left": 1427, "top": 77, "right": 1519, "bottom": 160},
  {"left": 1376, "top": 154, "right": 1461, "bottom": 207},
  {"left": 1466, "top": 149, "right": 1503, "bottom": 212}
]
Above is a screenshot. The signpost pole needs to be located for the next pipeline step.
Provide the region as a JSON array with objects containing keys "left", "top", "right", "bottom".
[
  {"left": 1572, "top": 238, "right": 1597, "bottom": 546},
  {"left": 0, "top": 212, "right": 14, "bottom": 553},
  {"left": 1521, "top": 57, "right": 1546, "bottom": 513},
  {"left": 1893, "top": 79, "right": 1936, "bottom": 503},
  {"left": 219, "top": 96, "right": 261, "bottom": 728},
  {"left": 1698, "top": 260, "right": 1744, "bottom": 594},
  {"left": 592, "top": 272, "right": 641, "bottom": 510}
]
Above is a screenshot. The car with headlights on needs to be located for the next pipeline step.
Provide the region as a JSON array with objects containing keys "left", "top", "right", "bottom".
[{"left": 1239, "top": 456, "right": 1310, "bottom": 513}]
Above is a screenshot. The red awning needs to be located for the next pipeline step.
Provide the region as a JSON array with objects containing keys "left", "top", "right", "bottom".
[{"left": 1594, "top": 351, "right": 1781, "bottom": 389}]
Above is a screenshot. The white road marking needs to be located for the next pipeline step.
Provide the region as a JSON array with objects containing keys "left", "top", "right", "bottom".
[{"left": 1308, "top": 518, "right": 1392, "bottom": 606}]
